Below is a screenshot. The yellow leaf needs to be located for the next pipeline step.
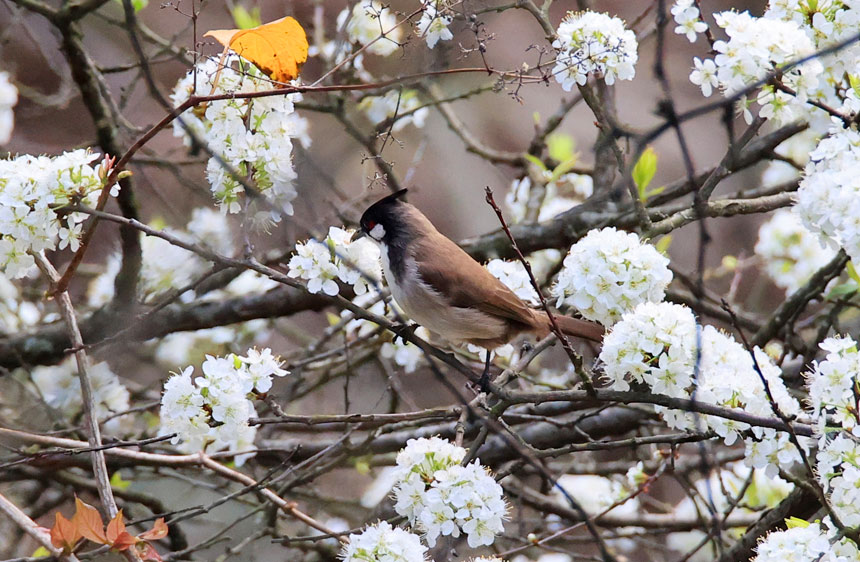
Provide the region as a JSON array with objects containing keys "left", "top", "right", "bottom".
[{"left": 204, "top": 16, "right": 308, "bottom": 83}]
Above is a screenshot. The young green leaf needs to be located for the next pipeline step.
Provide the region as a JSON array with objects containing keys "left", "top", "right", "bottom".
[
  {"left": 547, "top": 133, "right": 576, "bottom": 163},
  {"left": 232, "top": 5, "right": 262, "bottom": 30},
  {"left": 632, "top": 146, "right": 658, "bottom": 200},
  {"left": 846, "top": 261, "right": 860, "bottom": 285},
  {"left": 523, "top": 153, "right": 548, "bottom": 172}
]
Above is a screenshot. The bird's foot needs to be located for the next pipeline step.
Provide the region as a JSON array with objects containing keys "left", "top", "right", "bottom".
[{"left": 392, "top": 323, "right": 419, "bottom": 345}]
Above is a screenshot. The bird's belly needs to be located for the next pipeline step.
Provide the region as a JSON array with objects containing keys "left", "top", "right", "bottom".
[{"left": 381, "top": 246, "right": 506, "bottom": 344}]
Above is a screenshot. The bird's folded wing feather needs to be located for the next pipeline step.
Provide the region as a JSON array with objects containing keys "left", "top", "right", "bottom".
[{"left": 413, "top": 237, "right": 536, "bottom": 326}]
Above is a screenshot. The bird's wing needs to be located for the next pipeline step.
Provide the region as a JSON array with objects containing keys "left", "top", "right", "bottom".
[{"left": 413, "top": 236, "right": 537, "bottom": 327}]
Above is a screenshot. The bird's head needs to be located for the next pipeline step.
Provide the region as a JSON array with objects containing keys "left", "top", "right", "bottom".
[{"left": 359, "top": 188, "right": 409, "bottom": 243}]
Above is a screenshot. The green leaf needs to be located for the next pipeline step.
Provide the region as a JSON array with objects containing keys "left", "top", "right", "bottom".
[
  {"left": 549, "top": 157, "right": 579, "bottom": 183},
  {"left": 644, "top": 185, "right": 666, "bottom": 199},
  {"left": 827, "top": 281, "right": 859, "bottom": 298},
  {"left": 232, "top": 5, "right": 262, "bottom": 30},
  {"left": 850, "top": 75, "right": 860, "bottom": 99},
  {"left": 632, "top": 146, "right": 658, "bottom": 200},
  {"left": 847, "top": 261, "right": 860, "bottom": 284},
  {"left": 523, "top": 153, "right": 548, "bottom": 172},
  {"left": 547, "top": 133, "right": 576, "bottom": 163},
  {"left": 655, "top": 235, "right": 672, "bottom": 255},
  {"left": 785, "top": 516, "right": 810, "bottom": 529},
  {"left": 110, "top": 471, "right": 131, "bottom": 491},
  {"left": 113, "top": 0, "right": 148, "bottom": 12},
  {"left": 31, "top": 547, "right": 50, "bottom": 558},
  {"left": 532, "top": 111, "right": 541, "bottom": 125}
]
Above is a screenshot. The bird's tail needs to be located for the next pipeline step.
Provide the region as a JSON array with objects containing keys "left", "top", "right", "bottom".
[{"left": 534, "top": 312, "right": 604, "bottom": 343}]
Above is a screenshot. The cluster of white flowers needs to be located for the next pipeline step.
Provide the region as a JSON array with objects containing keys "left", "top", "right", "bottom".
[
  {"left": 761, "top": 129, "right": 820, "bottom": 187},
  {"left": 0, "top": 150, "right": 110, "bottom": 278},
  {"left": 805, "top": 336, "right": 860, "bottom": 436},
  {"left": 339, "top": 521, "right": 427, "bottom": 562},
  {"left": 671, "top": 0, "right": 708, "bottom": 42},
  {"left": 171, "top": 54, "right": 309, "bottom": 221},
  {"left": 417, "top": 1, "right": 454, "bottom": 48},
  {"left": 0, "top": 71, "right": 17, "bottom": 145},
  {"left": 0, "top": 272, "right": 43, "bottom": 333},
  {"left": 392, "top": 437, "right": 507, "bottom": 548},
  {"left": 688, "top": 1, "right": 860, "bottom": 127},
  {"left": 817, "top": 434, "right": 860, "bottom": 528},
  {"left": 689, "top": 11, "right": 821, "bottom": 124},
  {"left": 600, "top": 302, "right": 696, "bottom": 396},
  {"left": 755, "top": 210, "right": 837, "bottom": 294},
  {"left": 29, "top": 358, "right": 132, "bottom": 434},
  {"left": 339, "top": 0, "right": 403, "bottom": 57},
  {"left": 552, "top": 228, "right": 672, "bottom": 326},
  {"left": 752, "top": 521, "right": 860, "bottom": 562},
  {"left": 505, "top": 173, "right": 593, "bottom": 224},
  {"left": 552, "top": 11, "right": 638, "bottom": 90},
  {"left": 601, "top": 302, "right": 805, "bottom": 476},
  {"left": 288, "top": 226, "right": 382, "bottom": 296},
  {"left": 804, "top": 336, "right": 860, "bottom": 529},
  {"left": 159, "top": 348, "right": 287, "bottom": 465},
  {"left": 794, "top": 128, "right": 860, "bottom": 264},
  {"left": 358, "top": 89, "right": 429, "bottom": 132}
]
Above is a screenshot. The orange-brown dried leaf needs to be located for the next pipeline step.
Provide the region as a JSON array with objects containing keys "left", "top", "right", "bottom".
[
  {"left": 105, "top": 509, "right": 127, "bottom": 544},
  {"left": 138, "top": 517, "right": 168, "bottom": 541},
  {"left": 72, "top": 496, "right": 107, "bottom": 545},
  {"left": 205, "top": 16, "right": 308, "bottom": 82},
  {"left": 50, "top": 511, "right": 81, "bottom": 551}
]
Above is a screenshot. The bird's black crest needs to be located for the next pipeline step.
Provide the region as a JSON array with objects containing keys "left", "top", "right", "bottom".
[{"left": 359, "top": 189, "right": 411, "bottom": 279}]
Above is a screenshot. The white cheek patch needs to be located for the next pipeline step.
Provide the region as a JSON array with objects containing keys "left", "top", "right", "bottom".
[{"left": 369, "top": 223, "right": 386, "bottom": 240}]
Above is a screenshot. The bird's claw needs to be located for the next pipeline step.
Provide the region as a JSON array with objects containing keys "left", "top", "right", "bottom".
[{"left": 392, "top": 323, "right": 419, "bottom": 345}]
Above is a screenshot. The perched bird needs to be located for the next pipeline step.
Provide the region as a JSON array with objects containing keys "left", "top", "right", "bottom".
[{"left": 358, "top": 189, "right": 603, "bottom": 371}]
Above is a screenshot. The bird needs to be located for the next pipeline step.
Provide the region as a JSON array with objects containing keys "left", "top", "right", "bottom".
[{"left": 358, "top": 189, "right": 603, "bottom": 384}]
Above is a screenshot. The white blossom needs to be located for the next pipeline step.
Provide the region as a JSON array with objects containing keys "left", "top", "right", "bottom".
[
  {"left": 288, "top": 226, "right": 382, "bottom": 296},
  {"left": 159, "top": 348, "right": 287, "bottom": 465},
  {"left": 687, "top": 9, "right": 824, "bottom": 125},
  {"left": 755, "top": 209, "right": 837, "bottom": 294},
  {"left": 672, "top": 0, "right": 708, "bottom": 42},
  {"left": 339, "top": 521, "right": 427, "bottom": 562},
  {"left": 171, "top": 53, "right": 309, "bottom": 220},
  {"left": 486, "top": 259, "right": 540, "bottom": 306},
  {"left": 0, "top": 71, "right": 17, "bottom": 144},
  {"left": 392, "top": 437, "right": 506, "bottom": 548},
  {"left": 752, "top": 521, "right": 859, "bottom": 562},
  {"left": 805, "top": 336, "right": 860, "bottom": 437},
  {"left": 689, "top": 57, "right": 718, "bottom": 97},
  {"left": 552, "top": 227, "right": 672, "bottom": 326},
  {"left": 338, "top": 0, "right": 403, "bottom": 57},
  {"left": 794, "top": 128, "right": 860, "bottom": 264},
  {"left": 380, "top": 326, "right": 429, "bottom": 373},
  {"left": 505, "top": 173, "right": 593, "bottom": 224},
  {"left": 417, "top": 2, "right": 453, "bottom": 48},
  {"left": 552, "top": 11, "right": 638, "bottom": 90},
  {"left": 30, "top": 358, "right": 132, "bottom": 434},
  {"left": 359, "top": 89, "right": 428, "bottom": 132},
  {"left": 0, "top": 150, "right": 107, "bottom": 278}
]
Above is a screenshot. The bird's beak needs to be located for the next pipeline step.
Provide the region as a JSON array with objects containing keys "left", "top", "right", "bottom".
[{"left": 353, "top": 230, "right": 367, "bottom": 240}]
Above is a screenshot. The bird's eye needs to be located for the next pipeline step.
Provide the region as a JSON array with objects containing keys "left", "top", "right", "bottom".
[{"left": 366, "top": 220, "right": 376, "bottom": 230}]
